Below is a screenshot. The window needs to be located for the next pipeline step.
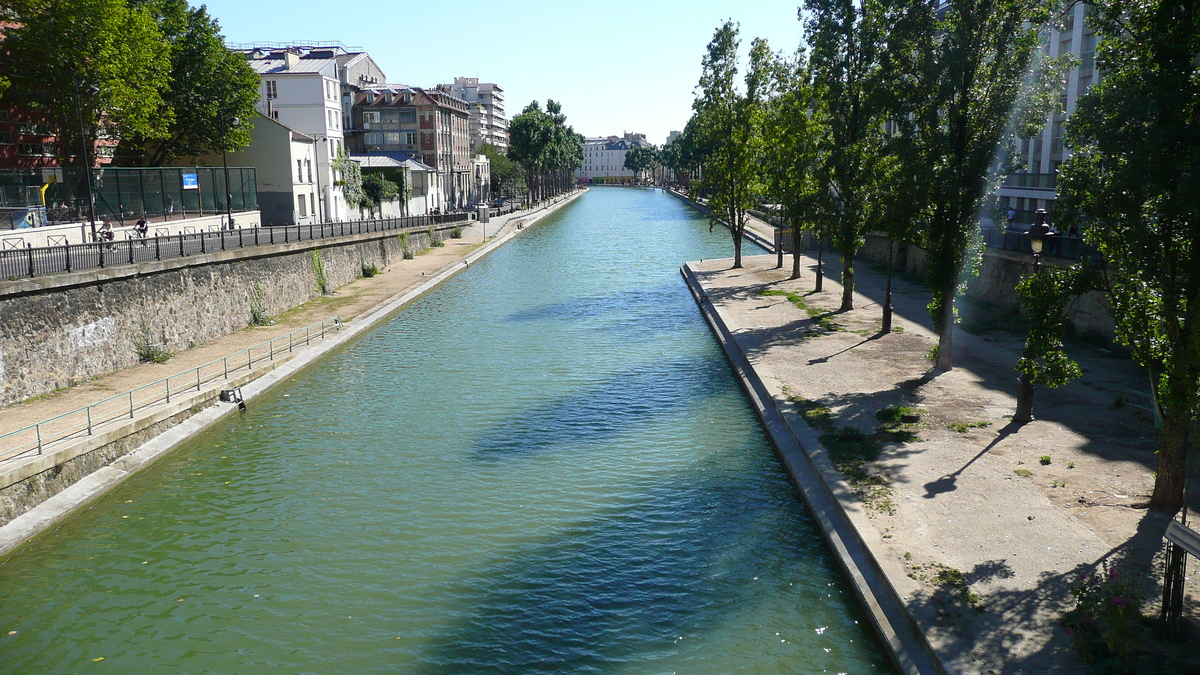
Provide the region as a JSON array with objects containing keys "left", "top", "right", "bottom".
[
  {"left": 404, "top": 132, "right": 417, "bottom": 145},
  {"left": 266, "top": 80, "right": 278, "bottom": 99},
  {"left": 96, "top": 146, "right": 115, "bottom": 158},
  {"left": 397, "top": 109, "right": 416, "bottom": 124},
  {"left": 0, "top": 132, "right": 10, "bottom": 144},
  {"left": 18, "top": 143, "right": 55, "bottom": 156},
  {"left": 15, "top": 122, "right": 55, "bottom": 136},
  {"left": 310, "top": 193, "right": 315, "bottom": 215},
  {"left": 297, "top": 160, "right": 303, "bottom": 182},
  {"left": 0, "top": 109, "right": 10, "bottom": 122},
  {"left": 306, "top": 159, "right": 312, "bottom": 183},
  {"left": 298, "top": 194, "right": 307, "bottom": 217},
  {"left": 363, "top": 111, "right": 380, "bottom": 129},
  {"left": 272, "top": 110, "right": 279, "bottom": 120}
]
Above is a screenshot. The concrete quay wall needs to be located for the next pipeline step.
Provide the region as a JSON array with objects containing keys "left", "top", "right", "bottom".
[{"left": 0, "top": 223, "right": 455, "bottom": 406}]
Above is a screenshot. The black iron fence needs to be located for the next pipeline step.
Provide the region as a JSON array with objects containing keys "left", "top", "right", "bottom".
[
  {"left": 0, "top": 213, "right": 468, "bottom": 280},
  {"left": 981, "top": 226, "right": 1096, "bottom": 260}
]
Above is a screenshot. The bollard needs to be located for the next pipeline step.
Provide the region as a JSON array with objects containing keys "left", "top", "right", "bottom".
[
  {"left": 129, "top": 391, "right": 134, "bottom": 418},
  {"left": 166, "top": 378, "right": 171, "bottom": 404},
  {"left": 87, "top": 407, "right": 92, "bottom": 435}
]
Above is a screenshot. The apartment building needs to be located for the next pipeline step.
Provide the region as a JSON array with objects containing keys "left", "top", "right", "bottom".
[
  {"left": 351, "top": 85, "right": 473, "bottom": 210},
  {"left": 439, "top": 77, "right": 507, "bottom": 154},
  {"left": 577, "top": 133, "right": 650, "bottom": 184},
  {"left": 997, "top": 2, "right": 1099, "bottom": 227}
]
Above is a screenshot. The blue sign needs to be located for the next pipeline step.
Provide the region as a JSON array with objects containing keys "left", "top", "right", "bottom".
[{"left": 181, "top": 172, "right": 199, "bottom": 190}]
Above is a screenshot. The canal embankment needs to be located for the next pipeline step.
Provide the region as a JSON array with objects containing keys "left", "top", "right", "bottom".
[
  {"left": 0, "top": 190, "right": 586, "bottom": 553},
  {"left": 683, "top": 251, "right": 1191, "bottom": 674}
]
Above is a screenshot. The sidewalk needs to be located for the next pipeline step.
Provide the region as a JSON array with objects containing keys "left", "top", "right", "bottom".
[{"left": 686, "top": 251, "right": 1197, "bottom": 674}]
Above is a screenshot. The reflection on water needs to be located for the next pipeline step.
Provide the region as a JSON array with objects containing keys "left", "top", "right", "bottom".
[{"left": 0, "top": 188, "right": 888, "bottom": 673}]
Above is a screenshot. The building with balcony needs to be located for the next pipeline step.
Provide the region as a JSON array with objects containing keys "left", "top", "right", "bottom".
[
  {"left": 350, "top": 85, "right": 473, "bottom": 211},
  {"left": 438, "top": 77, "right": 507, "bottom": 154},
  {"left": 996, "top": 2, "right": 1099, "bottom": 228}
]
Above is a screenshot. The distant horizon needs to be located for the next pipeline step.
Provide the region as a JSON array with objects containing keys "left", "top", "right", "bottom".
[{"left": 200, "top": 0, "right": 806, "bottom": 146}]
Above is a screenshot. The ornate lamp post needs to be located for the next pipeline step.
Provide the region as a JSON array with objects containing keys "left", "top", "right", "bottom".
[{"left": 1014, "top": 209, "right": 1053, "bottom": 424}]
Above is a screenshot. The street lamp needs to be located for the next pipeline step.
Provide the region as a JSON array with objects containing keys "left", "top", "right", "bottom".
[
  {"left": 76, "top": 84, "right": 100, "bottom": 242},
  {"left": 1027, "top": 208, "right": 1052, "bottom": 271},
  {"left": 1013, "top": 208, "right": 1053, "bottom": 424},
  {"left": 222, "top": 116, "right": 240, "bottom": 229}
]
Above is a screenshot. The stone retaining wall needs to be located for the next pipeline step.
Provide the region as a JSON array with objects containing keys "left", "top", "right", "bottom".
[
  {"left": 0, "top": 223, "right": 455, "bottom": 405},
  {"left": 857, "top": 233, "right": 1114, "bottom": 337}
]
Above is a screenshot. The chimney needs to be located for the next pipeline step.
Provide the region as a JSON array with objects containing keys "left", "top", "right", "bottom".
[{"left": 283, "top": 49, "right": 300, "bottom": 69}]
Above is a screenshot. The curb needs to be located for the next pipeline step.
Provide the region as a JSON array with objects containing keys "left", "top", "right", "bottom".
[
  {"left": 680, "top": 261, "right": 946, "bottom": 675},
  {"left": 0, "top": 191, "right": 586, "bottom": 561}
]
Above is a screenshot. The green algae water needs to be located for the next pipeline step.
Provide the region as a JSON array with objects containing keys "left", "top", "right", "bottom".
[{"left": 0, "top": 188, "right": 888, "bottom": 673}]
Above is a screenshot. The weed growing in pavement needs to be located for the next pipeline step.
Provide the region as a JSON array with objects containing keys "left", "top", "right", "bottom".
[
  {"left": 1067, "top": 461, "right": 1076, "bottom": 469},
  {"left": 760, "top": 290, "right": 843, "bottom": 331},
  {"left": 911, "top": 562, "right": 985, "bottom": 613},
  {"left": 837, "top": 456, "right": 896, "bottom": 515},
  {"left": 1014, "top": 468, "right": 1033, "bottom": 477},
  {"left": 1040, "top": 455, "right": 1053, "bottom": 465},
  {"left": 949, "top": 421, "right": 992, "bottom": 433},
  {"left": 874, "top": 406, "right": 923, "bottom": 443},
  {"left": 787, "top": 394, "right": 836, "bottom": 432},
  {"left": 361, "top": 262, "right": 380, "bottom": 278}
]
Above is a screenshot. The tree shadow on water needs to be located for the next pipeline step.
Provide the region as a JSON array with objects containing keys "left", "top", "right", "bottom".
[
  {"left": 404, "top": 471, "right": 888, "bottom": 674},
  {"left": 467, "top": 357, "right": 730, "bottom": 460}
]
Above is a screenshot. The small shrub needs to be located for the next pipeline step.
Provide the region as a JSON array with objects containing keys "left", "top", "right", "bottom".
[
  {"left": 134, "top": 320, "right": 169, "bottom": 364},
  {"left": 927, "top": 345, "right": 939, "bottom": 363},
  {"left": 1067, "top": 461, "right": 1076, "bottom": 469},
  {"left": 249, "top": 282, "right": 272, "bottom": 326},
  {"left": 428, "top": 226, "right": 444, "bottom": 247},
  {"left": 1062, "top": 559, "right": 1143, "bottom": 663},
  {"left": 311, "top": 249, "right": 329, "bottom": 294},
  {"left": 1040, "top": 455, "right": 1052, "bottom": 465},
  {"left": 361, "top": 262, "right": 380, "bottom": 278},
  {"left": 398, "top": 232, "right": 414, "bottom": 259},
  {"left": 450, "top": 226, "right": 463, "bottom": 239}
]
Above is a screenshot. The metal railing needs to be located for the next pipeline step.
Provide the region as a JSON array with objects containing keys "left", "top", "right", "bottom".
[
  {"left": 981, "top": 226, "right": 1096, "bottom": 260},
  {"left": 0, "top": 212, "right": 469, "bottom": 280},
  {"left": 0, "top": 317, "right": 343, "bottom": 463}
]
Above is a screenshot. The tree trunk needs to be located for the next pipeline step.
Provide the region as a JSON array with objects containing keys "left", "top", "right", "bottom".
[
  {"left": 840, "top": 251, "right": 854, "bottom": 311},
  {"left": 1150, "top": 412, "right": 1189, "bottom": 510},
  {"left": 732, "top": 217, "right": 743, "bottom": 269},
  {"left": 1013, "top": 373, "right": 1034, "bottom": 424},
  {"left": 791, "top": 226, "right": 802, "bottom": 280},
  {"left": 935, "top": 289, "right": 955, "bottom": 371}
]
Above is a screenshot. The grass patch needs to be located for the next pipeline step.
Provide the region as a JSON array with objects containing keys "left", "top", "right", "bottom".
[
  {"left": 838, "top": 456, "right": 896, "bottom": 515},
  {"left": 361, "top": 262, "right": 380, "bottom": 278},
  {"left": 761, "top": 289, "right": 843, "bottom": 331},
  {"left": 877, "top": 406, "right": 922, "bottom": 423},
  {"left": 949, "top": 421, "right": 992, "bottom": 433},
  {"left": 874, "top": 406, "right": 923, "bottom": 443},
  {"left": 821, "top": 426, "right": 879, "bottom": 462},
  {"left": 1014, "top": 468, "right": 1033, "bottom": 477},
  {"left": 787, "top": 394, "right": 836, "bottom": 432},
  {"left": 450, "top": 226, "right": 463, "bottom": 239},
  {"left": 911, "top": 562, "right": 985, "bottom": 613}
]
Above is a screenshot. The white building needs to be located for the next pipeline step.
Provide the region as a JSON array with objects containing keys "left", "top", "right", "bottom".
[
  {"left": 576, "top": 133, "right": 650, "bottom": 184},
  {"left": 996, "top": 2, "right": 1099, "bottom": 227},
  {"left": 235, "top": 43, "right": 388, "bottom": 224},
  {"left": 439, "top": 77, "right": 508, "bottom": 154}
]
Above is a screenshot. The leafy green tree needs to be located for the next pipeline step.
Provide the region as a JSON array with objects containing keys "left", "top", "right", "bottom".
[
  {"left": 803, "top": 0, "right": 891, "bottom": 311},
  {"left": 3, "top": 0, "right": 171, "bottom": 165},
  {"left": 508, "top": 100, "right": 582, "bottom": 205},
  {"left": 479, "top": 143, "right": 522, "bottom": 197},
  {"left": 1057, "top": 0, "right": 1200, "bottom": 511},
  {"left": 1013, "top": 262, "right": 1095, "bottom": 423},
  {"left": 121, "top": 0, "right": 260, "bottom": 165},
  {"left": 886, "top": 0, "right": 1065, "bottom": 371},
  {"left": 623, "top": 145, "right": 658, "bottom": 183},
  {"left": 361, "top": 172, "right": 399, "bottom": 218},
  {"left": 761, "top": 48, "right": 833, "bottom": 281},
  {"left": 691, "top": 22, "right": 768, "bottom": 269}
]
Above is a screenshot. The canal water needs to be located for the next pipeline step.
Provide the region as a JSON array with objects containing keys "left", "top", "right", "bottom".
[{"left": 0, "top": 188, "right": 888, "bottom": 673}]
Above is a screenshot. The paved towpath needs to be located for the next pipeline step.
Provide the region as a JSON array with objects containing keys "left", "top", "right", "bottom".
[{"left": 688, "top": 251, "right": 1195, "bottom": 674}]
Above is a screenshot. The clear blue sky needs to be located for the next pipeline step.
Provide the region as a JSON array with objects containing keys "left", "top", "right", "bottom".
[{"left": 201, "top": 0, "right": 808, "bottom": 146}]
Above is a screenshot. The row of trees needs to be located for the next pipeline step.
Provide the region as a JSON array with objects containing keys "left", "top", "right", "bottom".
[
  {"left": 678, "top": 1, "right": 1197, "bottom": 511},
  {"left": 2, "top": 0, "right": 260, "bottom": 166},
  {"left": 507, "top": 100, "right": 584, "bottom": 205}
]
